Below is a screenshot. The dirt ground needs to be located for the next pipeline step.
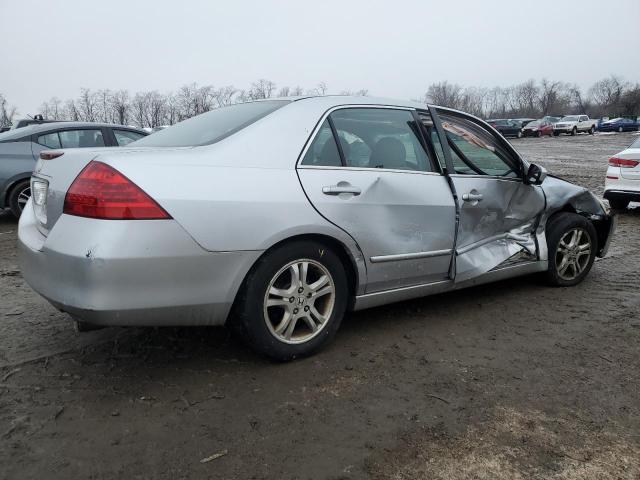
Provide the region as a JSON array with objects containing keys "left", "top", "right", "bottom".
[{"left": 1, "top": 132, "right": 639, "bottom": 480}]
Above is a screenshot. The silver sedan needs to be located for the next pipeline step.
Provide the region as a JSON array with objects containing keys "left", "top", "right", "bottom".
[{"left": 19, "top": 96, "right": 615, "bottom": 360}]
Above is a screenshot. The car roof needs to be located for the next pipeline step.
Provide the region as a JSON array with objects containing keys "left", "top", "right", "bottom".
[
  {"left": 289, "top": 95, "right": 426, "bottom": 110},
  {"left": 0, "top": 121, "right": 145, "bottom": 141}
]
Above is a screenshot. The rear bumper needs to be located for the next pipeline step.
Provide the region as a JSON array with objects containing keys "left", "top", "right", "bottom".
[
  {"left": 604, "top": 189, "right": 640, "bottom": 203},
  {"left": 18, "top": 203, "right": 262, "bottom": 326}
]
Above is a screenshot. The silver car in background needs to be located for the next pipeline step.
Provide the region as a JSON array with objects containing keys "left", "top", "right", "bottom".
[{"left": 19, "top": 96, "right": 615, "bottom": 360}]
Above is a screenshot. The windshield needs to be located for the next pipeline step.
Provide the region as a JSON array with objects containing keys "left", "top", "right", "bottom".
[
  {"left": 606, "top": 118, "right": 622, "bottom": 122},
  {"left": 560, "top": 116, "right": 579, "bottom": 122},
  {"left": 132, "top": 100, "right": 290, "bottom": 147},
  {"left": 526, "top": 120, "right": 542, "bottom": 127}
]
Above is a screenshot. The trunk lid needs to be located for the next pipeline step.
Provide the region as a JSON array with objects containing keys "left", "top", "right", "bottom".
[{"left": 32, "top": 146, "right": 190, "bottom": 236}]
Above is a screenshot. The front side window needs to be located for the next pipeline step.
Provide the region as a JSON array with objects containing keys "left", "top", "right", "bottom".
[
  {"left": 114, "top": 129, "right": 145, "bottom": 146},
  {"left": 37, "top": 132, "right": 61, "bottom": 149},
  {"left": 432, "top": 113, "right": 520, "bottom": 178},
  {"left": 58, "top": 129, "right": 105, "bottom": 148}
]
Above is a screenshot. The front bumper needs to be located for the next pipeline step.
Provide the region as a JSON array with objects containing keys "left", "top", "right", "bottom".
[{"left": 18, "top": 202, "right": 262, "bottom": 326}]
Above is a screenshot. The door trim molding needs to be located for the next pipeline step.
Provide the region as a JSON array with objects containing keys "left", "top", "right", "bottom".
[{"left": 370, "top": 249, "right": 452, "bottom": 263}]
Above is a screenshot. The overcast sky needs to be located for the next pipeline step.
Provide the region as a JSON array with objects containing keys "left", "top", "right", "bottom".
[{"left": 1, "top": 0, "right": 638, "bottom": 116}]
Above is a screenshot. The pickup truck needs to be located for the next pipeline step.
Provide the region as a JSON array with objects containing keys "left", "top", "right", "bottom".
[{"left": 553, "top": 115, "right": 597, "bottom": 136}]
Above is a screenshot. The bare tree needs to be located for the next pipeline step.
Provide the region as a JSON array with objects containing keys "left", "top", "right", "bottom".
[
  {"left": 110, "top": 90, "right": 130, "bottom": 125},
  {"left": 0, "top": 94, "right": 17, "bottom": 127},
  {"left": 248, "top": 79, "right": 276, "bottom": 100},
  {"left": 424, "top": 81, "right": 463, "bottom": 109}
]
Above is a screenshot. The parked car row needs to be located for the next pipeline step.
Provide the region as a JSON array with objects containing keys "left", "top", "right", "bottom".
[
  {"left": 487, "top": 114, "right": 640, "bottom": 138},
  {"left": 0, "top": 122, "right": 147, "bottom": 217}
]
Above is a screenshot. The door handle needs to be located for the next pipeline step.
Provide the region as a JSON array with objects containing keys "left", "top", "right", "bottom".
[
  {"left": 462, "top": 192, "right": 483, "bottom": 202},
  {"left": 322, "top": 185, "right": 362, "bottom": 196}
]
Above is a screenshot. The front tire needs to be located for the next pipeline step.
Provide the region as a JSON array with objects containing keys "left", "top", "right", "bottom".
[
  {"left": 233, "top": 240, "right": 348, "bottom": 361},
  {"left": 618, "top": 126, "right": 623, "bottom": 133},
  {"left": 589, "top": 126, "right": 595, "bottom": 135},
  {"left": 545, "top": 213, "right": 597, "bottom": 287},
  {"left": 571, "top": 127, "right": 577, "bottom": 136},
  {"left": 8, "top": 179, "right": 31, "bottom": 218},
  {"left": 516, "top": 130, "right": 523, "bottom": 138}
]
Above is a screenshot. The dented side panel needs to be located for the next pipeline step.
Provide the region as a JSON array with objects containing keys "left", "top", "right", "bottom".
[
  {"left": 451, "top": 176, "right": 545, "bottom": 282},
  {"left": 297, "top": 168, "right": 456, "bottom": 293}
]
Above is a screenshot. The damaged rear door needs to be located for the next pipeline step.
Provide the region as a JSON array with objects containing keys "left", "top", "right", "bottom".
[
  {"left": 297, "top": 107, "right": 456, "bottom": 293},
  {"left": 427, "top": 109, "right": 546, "bottom": 282}
]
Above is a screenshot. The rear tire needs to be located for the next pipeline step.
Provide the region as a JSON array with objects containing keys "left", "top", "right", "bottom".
[
  {"left": 8, "top": 179, "right": 31, "bottom": 218},
  {"left": 571, "top": 127, "right": 577, "bottom": 136},
  {"left": 535, "top": 131, "right": 541, "bottom": 138},
  {"left": 545, "top": 213, "right": 597, "bottom": 287},
  {"left": 516, "top": 131, "right": 523, "bottom": 138},
  {"left": 609, "top": 198, "right": 629, "bottom": 210},
  {"left": 232, "top": 240, "right": 348, "bottom": 361},
  {"left": 589, "top": 126, "right": 595, "bottom": 135},
  {"left": 618, "top": 126, "right": 623, "bottom": 133},
  {"left": 553, "top": 131, "right": 559, "bottom": 136}
]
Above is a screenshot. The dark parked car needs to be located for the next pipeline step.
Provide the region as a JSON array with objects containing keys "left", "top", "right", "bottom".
[
  {"left": 598, "top": 117, "right": 640, "bottom": 133},
  {"left": 487, "top": 119, "right": 525, "bottom": 138},
  {"left": 522, "top": 118, "right": 556, "bottom": 137},
  {"left": 0, "top": 122, "right": 147, "bottom": 217}
]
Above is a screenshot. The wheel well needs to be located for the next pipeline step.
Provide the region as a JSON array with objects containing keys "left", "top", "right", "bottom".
[
  {"left": 3, "top": 177, "right": 30, "bottom": 208},
  {"left": 545, "top": 207, "right": 610, "bottom": 255},
  {"left": 263, "top": 234, "right": 359, "bottom": 298},
  {"left": 229, "top": 234, "right": 361, "bottom": 320}
]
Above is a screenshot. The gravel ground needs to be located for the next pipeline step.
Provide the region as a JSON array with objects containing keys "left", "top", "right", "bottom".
[{"left": 1, "top": 132, "right": 639, "bottom": 480}]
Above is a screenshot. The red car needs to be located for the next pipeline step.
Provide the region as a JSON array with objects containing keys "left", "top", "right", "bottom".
[{"left": 522, "top": 118, "right": 558, "bottom": 137}]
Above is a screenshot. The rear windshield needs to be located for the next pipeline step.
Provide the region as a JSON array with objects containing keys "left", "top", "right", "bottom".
[{"left": 132, "top": 100, "right": 290, "bottom": 147}]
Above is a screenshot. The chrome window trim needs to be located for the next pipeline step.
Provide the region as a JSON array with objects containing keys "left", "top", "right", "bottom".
[
  {"left": 297, "top": 164, "right": 444, "bottom": 177},
  {"left": 370, "top": 249, "right": 452, "bottom": 263},
  {"left": 295, "top": 104, "right": 434, "bottom": 174},
  {"left": 449, "top": 173, "right": 522, "bottom": 182}
]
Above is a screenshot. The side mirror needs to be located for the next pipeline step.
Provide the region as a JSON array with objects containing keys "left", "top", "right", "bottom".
[{"left": 525, "top": 163, "right": 547, "bottom": 185}]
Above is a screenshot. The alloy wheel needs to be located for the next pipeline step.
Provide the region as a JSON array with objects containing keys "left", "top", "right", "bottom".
[
  {"left": 263, "top": 259, "right": 336, "bottom": 344},
  {"left": 555, "top": 228, "right": 592, "bottom": 281},
  {"left": 17, "top": 185, "right": 31, "bottom": 213}
]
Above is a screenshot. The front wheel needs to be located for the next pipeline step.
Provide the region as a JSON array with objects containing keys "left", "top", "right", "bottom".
[
  {"left": 8, "top": 179, "right": 31, "bottom": 218},
  {"left": 589, "top": 126, "right": 595, "bottom": 135},
  {"left": 516, "top": 130, "right": 523, "bottom": 138},
  {"left": 571, "top": 127, "right": 577, "bottom": 136},
  {"left": 545, "top": 213, "right": 597, "bottom": 287},
  {"left": 618, "top": 126, "right": 623, "bottom": 133},
  {"left": 233, "top": 240, "right": 348, "bottom": 361}
]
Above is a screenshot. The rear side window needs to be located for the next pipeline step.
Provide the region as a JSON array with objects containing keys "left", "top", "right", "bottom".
[
  {"left": 59, "top": 129, "right": 105, "bottom": 148},
  {"left": 132, "top": 100, "right": 290, "bottom": 147},
  {"left": 301, "top": 108, "right": 433, "bottom": 172},
  {"left": 114, "top": 129, "right": 145, "bottom": 146},
  {"left": 301, "top": 120, "right": 342, "bottom": 167},
  {"left": 38, "top": 132, "right": 61, "bottom": 149}
]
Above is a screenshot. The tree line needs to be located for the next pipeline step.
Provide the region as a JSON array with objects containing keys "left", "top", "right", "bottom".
[
  {"left": 423, "top": 76, "right": 640, "bottom": 119},
  {"left": 1, "top": 75, "right": 638, "bottom": 129}
]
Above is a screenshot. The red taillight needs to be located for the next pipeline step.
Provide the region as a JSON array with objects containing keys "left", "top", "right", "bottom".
[
  {"left": 40, "top": 151, "right": 64, "bottom": 160},
  {"left": 63, "top": 161, "right": 171, "bottom": 220},
  {"left": 608, "top": 157, "right": 639, "bottom": 168}
]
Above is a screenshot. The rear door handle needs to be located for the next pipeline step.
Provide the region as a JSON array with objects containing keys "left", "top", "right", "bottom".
[
  {"left": 462, "top": 192, "right": 483, "bottom": 202},
  {"left": 322, "top": 185, "right": 362, "bottom": 196}
]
